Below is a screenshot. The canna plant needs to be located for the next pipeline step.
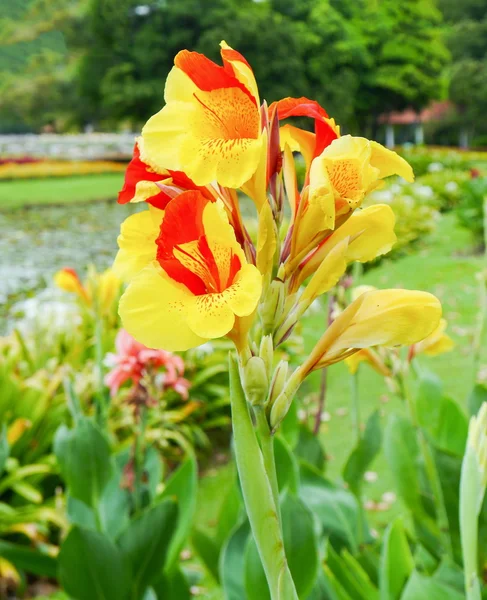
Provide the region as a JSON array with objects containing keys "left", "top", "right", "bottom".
[{"left": 113, "top": 42, "right": 443, "bottom": 599}]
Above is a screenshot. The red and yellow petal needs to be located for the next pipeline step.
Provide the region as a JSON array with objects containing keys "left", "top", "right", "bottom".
[{"left": 119, "top": 263, "right": 207, "bottom": 351}]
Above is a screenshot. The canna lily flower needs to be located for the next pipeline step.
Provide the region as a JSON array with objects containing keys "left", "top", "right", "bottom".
[
  {"left": 54, "top": 266, "right": 121, "bottom": 315},
  {"left": 117, "top": 191, "right": 262, "bottom": 351},
  {"left": 301, "top": 288, "right": 442, "bottom": 373},
  {"left": 140, "top": 42, "right": 263, "bottom": 189},
  {"left": 409, "top": 318, "right": 454, "bottom": 360},
  {"left": 105, "top": 329, "right": 190, "bottom": 397},
  {"left": 118, "top": 141, "right": 212, "bottom": 209},
  {"left": 289, "top": 135, "right": 413, "bottom": 263}
]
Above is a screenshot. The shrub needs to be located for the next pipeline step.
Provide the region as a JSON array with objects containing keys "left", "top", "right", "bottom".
[{"left": 456, "top": 174, "right": 487, "bottom": 248}]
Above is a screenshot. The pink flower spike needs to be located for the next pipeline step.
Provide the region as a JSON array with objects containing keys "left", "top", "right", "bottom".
[{"left": 105, "top": 329, "right": 189, "bottom": 397}]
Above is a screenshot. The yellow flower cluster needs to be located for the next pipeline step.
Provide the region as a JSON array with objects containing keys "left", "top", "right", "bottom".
[{"left": 0, "top": 160, "right": 126, "bottom": 180}]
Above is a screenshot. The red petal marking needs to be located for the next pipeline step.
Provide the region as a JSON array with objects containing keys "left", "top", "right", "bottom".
[
  {"left": 118, "top": 144, "right": 210, "bottom": 208},
  {"left": 221, "top": 47, "right": 252, "bottom": 71},
  {"left": 227, "top": 253, "right": 242, "bottom": 287},
  {"left": 175, "top": 50, "right": 256, "bottom": 105},
  {"left": 315, "top": 118, "right": 339, "bottom": 157},
  {"left": 156, "top": 191, "right": 211, "bottom": 295},
  {"left": 197, "top": 235, "right": 222, "bottom": 293},
  {"left": 271, "top": 97, "right": 329, "bottom": 121}
]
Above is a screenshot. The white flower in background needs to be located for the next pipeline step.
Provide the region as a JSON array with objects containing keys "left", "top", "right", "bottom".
[
  {"left": 445, "top": 181, "right": 459, "bottom": 193},
  {"left": 428, "top": 162, "right": 444, "bottom": 172},
  {"left": 416, "top": 185, "right": 434, "bottom": 199}
]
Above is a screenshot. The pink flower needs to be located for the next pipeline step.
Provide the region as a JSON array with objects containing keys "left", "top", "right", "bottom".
[{"left": 105, "top": 329, "right": 191, "bottom": 397}]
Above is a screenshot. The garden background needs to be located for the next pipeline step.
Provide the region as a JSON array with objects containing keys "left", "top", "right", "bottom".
[{"left": 2, "top": 1, "right": 487, "bottom": 599}]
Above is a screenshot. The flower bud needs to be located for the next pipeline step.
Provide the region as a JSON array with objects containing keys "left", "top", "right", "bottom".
[
  {"left": 269, "top": 368, "right": 302, "bottom": 431},
  {"left": 259, "top": 280, "right": 285, "bottom": 334},
  {"left": 268, "top": 360, "right": 288, "bottom": 406},
  {"left": 243, "top": 356, "right": 269, "bottom": 406},
  {"left": 259, "top": 335, "right": 274, "bottom": 379}
]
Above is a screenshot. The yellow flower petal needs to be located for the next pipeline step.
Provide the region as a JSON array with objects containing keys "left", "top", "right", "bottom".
[
  {"left": 280, "top": 124, "right": 316, "bottom": 171},
  {"left": 226, "top": 263, "right": 262, "bottom": 316},
  {"left": 296, "top": 204, "right": 396, "bottom": 287},
  {"left": 370, "top": 141, "right": 414, "bottom": 182},
  {"left": 112, "top": 208, "right": 162, "bottom": 282},
  {"left": 300, "top": 238, "right": 349, "bottom": 303},
  {"left": 119, "top": 263, "right": 206, "bottom": 351},
  {"left": 256, "top": 202, "right": 277, "bottom": 278},
  {"left": 305, "top": 289, "right": 442, "bottom": 370},
  {"left": 412, "top": 318, "right": 454, "bottom": 357}
]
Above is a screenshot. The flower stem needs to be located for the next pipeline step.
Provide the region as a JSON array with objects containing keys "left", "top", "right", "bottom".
[
  {"left": 229, "top": 354, "right": 298, "bottom": 600},
  {"left": 254, "top": 405, "right": 281, "bottom": 525}
]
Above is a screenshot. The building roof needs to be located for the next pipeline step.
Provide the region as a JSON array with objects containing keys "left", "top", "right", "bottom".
[{"left": 379, "top": 101, "right": 454, "bottom": 125}]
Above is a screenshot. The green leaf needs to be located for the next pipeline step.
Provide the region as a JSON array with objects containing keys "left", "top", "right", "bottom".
[
  {"left": 118, "top": 499, "right": 178, "bottom": 598},
  {"left": 468, "top": 384, "right": 487, "bottom": 418},
  {"left": 54, "top": 418, "right": 112, "bottom": 510},
  {"left": 379, "top": 519, "right": 414, "bottom": 600},
  {"left": 220, "top": 520, "right": 250, "bottom": 600},
  {"left": 416, "top": 376, "right": 468, "bottom": 456},
  {"left": 275, "top": 435, "right": 299, "bottom": 495},
  {"left": 383, "top": 415, "right": 423, "bottom": 517},
  {"left": 67, "top": 496, "right": 97, "bottom": 531},
  {"left": 294, "top": 425, "right": 326, "bottom": 472},
  {"left": 98, "top": 452, "right": 131, "bottom": 540},
  {"left": 192, "top": 528, "right": 220, "bottom": 582},
  {"left": 326, "top": 546, "right": 379, "bottom": 600},
  {"left": 0, "top": 540, "right": 57, "bottom": 578},
  {"left": 343, "top": 410, "right": 381, "bottom": 496},
  {"left": 216, "top": 480, "right": 241, "bottom": 547},
  {"left": 59, "top": 526, "right": 131, "bottom": 600},
  {"left": 152, "top": 567, "right": 190, "bottom": 600},
  {"left": 299, "top": 463, "right": 360, "bottom": 552},
  {"left": 0, "top": 424, "right": 9, "bottom": 476},
  {"left": 160, "top": 455, "right": 197, "bottom": 573},
  {"left": 401, "top": 570, "right": 464, "bottom": 600},
  {"left": 244, "top": 493, "right": 319, "bottom": 600}
]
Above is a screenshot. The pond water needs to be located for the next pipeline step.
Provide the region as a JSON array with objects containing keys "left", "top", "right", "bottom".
[{"left": 0, "top": 200, "right": 139, "bottom": 332}]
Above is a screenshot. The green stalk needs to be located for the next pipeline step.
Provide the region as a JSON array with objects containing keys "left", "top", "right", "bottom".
[
  {"left": 254, "top": 405, "right": 281, "bottom": 525},
  {"left": 399, "top": 376, "right": 454, "bottom": 559},
  {"left": 229, "top": 355, "right": 298, "bottom": 600},
  {"left": 460, "top": 447, "right": 482, "bottom": 600}
]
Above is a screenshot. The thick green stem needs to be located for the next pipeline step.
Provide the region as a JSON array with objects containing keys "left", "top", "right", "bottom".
[
  {"left": 399, "top": 376, "right": 454, "bottom": 559},
  {"left": 229, "top": 355, "right": 298, "bottom": 600},
  {"left": 255, "top": 405, "right": 281, "bottom": 526},
  {"left": 460, "top": 448, "right": 482, "bottom": 600}
]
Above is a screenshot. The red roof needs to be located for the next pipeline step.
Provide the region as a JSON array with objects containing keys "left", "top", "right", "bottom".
[{"left": 379, "top": 101, "right": 454, "bottom": 125}]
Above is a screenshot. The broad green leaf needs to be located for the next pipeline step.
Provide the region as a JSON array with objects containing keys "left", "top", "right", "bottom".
[
  {"left": 434, "top": 451, "right": 462, "bottom": 562},
  {"left": 160, "top": 455, "right": 197, "bottom": 573},
  {"left": 192, "top": 528, "right": 220, "bottom": 582},
  {"left": 468, "top": 383, "right": 487, "bottom": 417},
  {"left": 244, "top": 493, "right": 319, "bottom": 600},
  {"left": 59, "top": 526, "right": 131, "bottom": 600},
  {"left": 152, "top": 567, "right": 190, "bottom": 600},
  {"left": 295, "top": 425, "right": 326, "bottom": 472},
  {"left": 220, "top": 520, "right": 250, "bottom": 600},
  {"left": 145, "top": 445, "right": 164, "bottom": 502},
  {"left": 306, "top": 569, "right": 336, "bottom": 600},
  {"left": 0, "top": 424, "right": 9, "bottom": 476},
  {"left": 379, "top": 519, "right": 414, "bottom": 600},
  {"left": 383, "top": 415, "right": 423, "bottom": 517},
  {"left": 216, "top": 479, "right": 241, "bottom": 547},
  {"left": 299, "top": 463, "right": 359, "bottom": 552},
  {"left": 343, "top": 410, "right": 381, "bottom": 496},
  {"left": 416, "top": 377, "right": 468, "bottom": 456},
  {"left": 54, "top": 418, "right": 112, "bottom": 510},
  {"left": 401, "top": 570, "right": 464, "bottom": 600},
  {"left": 0, "top": 540, "right": 57, "bottom": 578},
  {"left": 118, "top": 499, "right": 178, "bottom": 598},
  {"left": 275, "top": 435, "right": 300, "bottom": 495},
  {"left": 98, "top": 452, "right": 131, "bottom": 540},
  {"left": 67, "top": 496, "right": 97, "bottom": 531}
]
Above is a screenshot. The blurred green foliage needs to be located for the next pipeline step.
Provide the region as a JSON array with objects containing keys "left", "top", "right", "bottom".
[{"left": 0, "top": 0, "right": 450, "bottom": 134}]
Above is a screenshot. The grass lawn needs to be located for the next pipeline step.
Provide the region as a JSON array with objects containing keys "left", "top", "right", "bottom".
[{"left": 0, "top": 173, "right": 124, "bottom": 209}]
